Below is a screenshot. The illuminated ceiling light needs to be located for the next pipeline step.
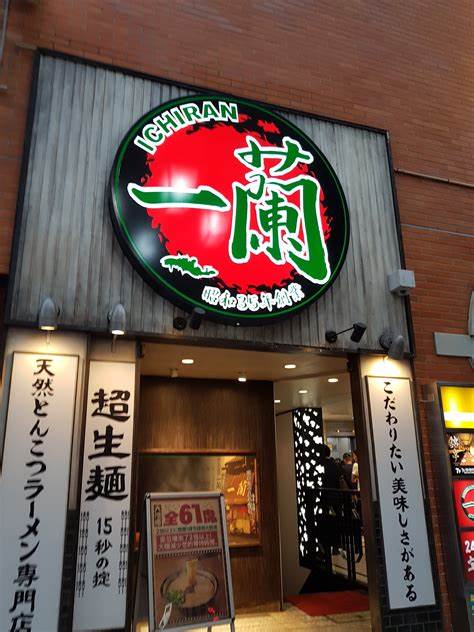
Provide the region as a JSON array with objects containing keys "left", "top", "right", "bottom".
[
  {"left": 38, "top": 297, "right": 59, "bottom": 331},
  {"left": 108, "top": 303, "right": 126, "bottom": 336},
  {"left": 298, "top": 389, "right": 308, "bottom": 394},
  {"left": 284, "top": 363, "right": 297, "bottom": 369},
  {"left": 238, "top": 374, "right": 247, "bottom": 383},
  {"left": 274, "top": 399, "right": 281, "bottom": 404},
  {"left": 181, "top": 358, "right": 194, "bottom": 365},
  {"left": 328, "top": 377, "right": 339, "bottom": 383}
]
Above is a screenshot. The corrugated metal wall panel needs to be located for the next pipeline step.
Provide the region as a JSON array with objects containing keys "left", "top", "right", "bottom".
[{"left": 8, "top": 54, "right": 409, "bottom": 351}]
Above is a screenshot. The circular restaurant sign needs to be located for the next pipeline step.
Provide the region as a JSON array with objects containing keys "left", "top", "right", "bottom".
[{"left": 110, "top": 95, "right": 349, "bottom": 325}]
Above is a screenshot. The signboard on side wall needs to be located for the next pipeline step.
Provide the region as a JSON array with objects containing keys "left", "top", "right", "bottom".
[
  {"left": 366, "top": 376, "right": 436, "bottom": 610},
  {"left": 73, "top": 360, "right": 136, "bottom": 631},
  {"left": 0, "top": 352, "right": 79, "bottom": 632},
  {"left": 133, "top": 492, "right": 235, "bottom": 632}
]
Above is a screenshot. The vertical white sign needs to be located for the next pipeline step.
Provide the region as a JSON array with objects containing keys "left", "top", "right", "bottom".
[
  {"left": 0, "top": 352, "right": 79, "bottom": 632},
  {"left": 73, "top": 360, "right": 135, "bottom": 631},
  {"left": 367, "top": 376, "right": 435, "bottom": 609}
]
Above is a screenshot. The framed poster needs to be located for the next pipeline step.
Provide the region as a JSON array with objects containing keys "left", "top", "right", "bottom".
[
  {"left": 140, "top": 492, "right": 235, "bottom": 632},
  {"left": 0, "top": 352, "right": 79, "bottom": 632},
  {"left": 446, "top": 432, "right": 474, "bottom": 476},
  {"left": 137, "top": 453, "right": 260, "bottom": 547}
]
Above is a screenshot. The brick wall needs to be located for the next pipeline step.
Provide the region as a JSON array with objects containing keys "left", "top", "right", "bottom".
[{"left": 0, "top": 2, "right": 472, "bottom": 630}]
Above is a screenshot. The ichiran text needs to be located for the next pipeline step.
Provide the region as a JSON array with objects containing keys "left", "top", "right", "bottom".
[{"left": 134, "top": 100, "right": 239, "bottom": 154}]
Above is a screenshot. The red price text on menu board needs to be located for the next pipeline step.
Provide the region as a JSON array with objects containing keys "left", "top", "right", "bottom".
[{"left": 153, "top": 499, "right": 223, "bottom": 555}]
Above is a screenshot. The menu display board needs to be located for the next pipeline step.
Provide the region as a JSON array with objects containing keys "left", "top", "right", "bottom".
[
  {"left": 439, "top": 383, "right": 474, "bottom": 625},
  {"left": 135, "top": 492, "right": 235, "bottom": 632}
]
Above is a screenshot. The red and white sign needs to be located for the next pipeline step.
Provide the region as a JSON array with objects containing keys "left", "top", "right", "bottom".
[
  {"left": 453, "top": 480, "right": 474, "bottom": 529},
  {"left": 110, "top": 95, "right": 350, "bottom": 325}
]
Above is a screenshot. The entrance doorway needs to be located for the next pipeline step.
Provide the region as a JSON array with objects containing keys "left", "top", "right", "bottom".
[
  {"left": 274, "top": 364, "right": 370, "bottom": 626},
  {"left": 132, "top": 341, "right": 372, "bottom": 630}
]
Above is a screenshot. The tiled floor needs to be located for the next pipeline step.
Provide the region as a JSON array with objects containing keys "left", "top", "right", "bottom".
[{"left": 195, "top": 604, "right": 372, "bottom": 631}]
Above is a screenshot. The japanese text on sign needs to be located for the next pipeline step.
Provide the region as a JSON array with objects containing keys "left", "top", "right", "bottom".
[
  {"left": 367, "top": 376, "right": 435, "bottom": 610},
  {"left": 73, "top": 361, "right": 135, "bottom": 632},
  {"left": 0, "top": 353, "right": 78, "bottom": 632}
]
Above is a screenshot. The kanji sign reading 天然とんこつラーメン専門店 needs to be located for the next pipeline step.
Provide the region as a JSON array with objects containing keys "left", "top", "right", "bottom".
[
  {"left": 110, "top": 96, "right": 349, "bottom": 325},
  {"left": 0, "top": 353, "right": 79, "bottom": 632}
]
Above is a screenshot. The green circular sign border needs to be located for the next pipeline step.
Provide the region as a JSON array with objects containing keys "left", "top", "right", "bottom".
[{"left": 110, "top": 94, "right": 350, "bottom": 322}]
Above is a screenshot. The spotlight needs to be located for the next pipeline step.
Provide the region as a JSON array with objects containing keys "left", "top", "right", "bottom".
[
  {"left": 238, "top": 373, "right": 247, "bottom": 382},
  {"left": 108, "top": 303, "right": 126, "bottom": 336},
  {"left": 298, "top": 389, "right": 308, "bottom": 394},
  {"left": 325, "top": 330, "right": 338, "bottom": 344},
  {"left": 284, "top": 363, "right": 296, "bottom": 369},
  {"left": 38, "top": 297, "right": 59, "bottom": 331},
  {"left": 325, "top": 322, "right": 367, "bottom": 344},
  {"left": 328, "top": 377, "right": 339, "bottom": 383},
  {"left": 379, "top": 331, "right": 405, "bottom": 360},
  {"left": 189, "top": 307, "right": 206, "bottom": 330},
  {"left": 274, "top": 399, "right": 281, "bottom": 404},
  {"left": 181, "top": 358, "right": 194, "bottom": 365},
  {"left": 173, "top": 316, "right": 187, "bottom": 331},
  {"left": 351, "top": 322, "right": 367, "bottom": 343}
]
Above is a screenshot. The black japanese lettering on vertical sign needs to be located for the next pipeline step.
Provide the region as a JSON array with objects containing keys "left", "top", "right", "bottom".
[
  {"left": 91, "top": 389, "right": 131, "bottom": 422},
  {"left": 384, "top": 380, "right": 418, "bottom": 603},
  {"left": 85, "top": 387, "right": 131, "bottom": 592},
  {"left": 9, "top": 358, "right": 55, "bottom": 631}
]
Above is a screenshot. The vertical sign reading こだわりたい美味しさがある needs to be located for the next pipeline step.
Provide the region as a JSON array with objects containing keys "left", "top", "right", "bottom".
[
  {"left": 110, "top": 95, "right": 350, "bottom": 326},
  {"left": 366, "top": 376, "right": 436, "bottom": 610},
  {"left": 73, "top": 361, "right": 135, "bottom": 632}
]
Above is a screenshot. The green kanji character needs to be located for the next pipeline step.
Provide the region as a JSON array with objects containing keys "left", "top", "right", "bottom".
[{"left": 234, "top": 135, "right": 313, "bottom": 175}]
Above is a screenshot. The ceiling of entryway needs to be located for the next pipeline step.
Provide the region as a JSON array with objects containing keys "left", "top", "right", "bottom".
[{"left": 140, "top": 342, "right": 353, "bottom": 426}]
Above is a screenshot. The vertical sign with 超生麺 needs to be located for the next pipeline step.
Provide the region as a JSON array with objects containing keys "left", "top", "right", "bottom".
[
  {"left": 72, "top": 361, "right": 135, "bottom": 631},
  {"left": 0, "top": 352, "right": 79, "bottom": 632},
  {"left": 147, "top": 493, "right": 234, "bottom": 631},
  {"left": 366, "top": 376, "right": 436, "bottom": 610}
]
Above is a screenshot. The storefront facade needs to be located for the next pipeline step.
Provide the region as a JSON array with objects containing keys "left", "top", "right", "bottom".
[{"left": 0, "top": 3, "right": 472, "bottom": 632}]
